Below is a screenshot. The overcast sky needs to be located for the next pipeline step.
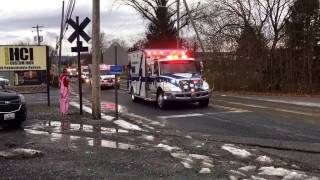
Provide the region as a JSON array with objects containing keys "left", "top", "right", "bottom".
[{"left": 0, "top": 0, "right": 146, "bottom": 55}]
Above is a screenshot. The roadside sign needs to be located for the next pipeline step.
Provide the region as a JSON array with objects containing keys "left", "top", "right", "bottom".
[
  {"left": 0, "top": 46, "right": 47, "bottom": 71},
  {"left": 110, "top": 65, "right": 123, "bottom": 75}
]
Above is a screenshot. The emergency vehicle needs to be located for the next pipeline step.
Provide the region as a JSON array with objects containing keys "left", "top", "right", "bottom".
[
  {"left": 81, "top": 65, "right": 90, "bottom": 83},
  {"left": 89, "top": 64, "right": 116, "bottom": 88},
  {"left": 128, "top": 49, "right": 211, "bottom": 109}
]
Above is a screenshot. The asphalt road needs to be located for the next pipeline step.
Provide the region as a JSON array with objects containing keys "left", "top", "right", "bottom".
[{"left": 76, "top": 82, "right": 320, "bottom": 144}]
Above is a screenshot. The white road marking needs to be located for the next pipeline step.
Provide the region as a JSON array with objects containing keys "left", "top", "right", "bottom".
[
  {"left": 216, "top": 100, "right": 268, "bottom": 109},
  {"left": 215, "top": 100, "right": 316, "bottom": 116},
  {"left": 70, "top": 101, "right": 144, "bottom": 131},
  {"left": 158, "top": 113, "right": 204, "bottom": 119},
  {"left": 210, "top": 104, "right": 251, "bottom": 112},
  {"left": 273, "top": 108, "right": 314, "bottom": 116},
  {"left": 221, "top": 95, "right": 320, "bottom": 108}
]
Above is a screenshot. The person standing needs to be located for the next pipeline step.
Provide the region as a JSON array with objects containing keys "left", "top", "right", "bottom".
[{"left": 59, "top": 68, "right": 70, "bottom": 117}]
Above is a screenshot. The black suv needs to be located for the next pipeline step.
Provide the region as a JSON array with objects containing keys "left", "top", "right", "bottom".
[{"left": 0, "top": 86, "right": 27, "bottom": 126}]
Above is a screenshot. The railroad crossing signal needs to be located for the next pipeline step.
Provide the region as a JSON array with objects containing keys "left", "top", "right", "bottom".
[
  {"left": 67, "top": 16, "right": 91, "bottom": 115},
  {"left": 67, "top": 17, "right": 91, "bottom": 43}
]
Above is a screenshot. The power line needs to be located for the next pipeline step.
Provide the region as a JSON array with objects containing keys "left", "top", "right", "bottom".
[{"left": 56, "top": 0, "right": 76, "bottom": 50}]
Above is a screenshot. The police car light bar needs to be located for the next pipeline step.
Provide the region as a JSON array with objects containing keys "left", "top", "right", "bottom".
[
  {"left": 145, "top": 49, "right": 188, "bottom": 60},
  {"left": 100, "top": 64, "right": 110, "bottom": 70}
]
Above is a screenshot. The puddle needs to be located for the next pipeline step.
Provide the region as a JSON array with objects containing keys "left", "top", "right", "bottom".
[
  {"left": 33, "top": 121, "right": 130, "bottom": 135},
  {"left": 25, "top": 128, "right": 136, "bottom": 151},
  {"left": 88, "top": 139, "right": 136, "bottom": 150},
  {"left": 100, "top": 127, "right": 129, "bottom": 134},
  {"left": 25, "top": 129, "right": 49, "bottom": 135},
  {"left": 101, "top": 101, "right": 127, "bottom": 113}
]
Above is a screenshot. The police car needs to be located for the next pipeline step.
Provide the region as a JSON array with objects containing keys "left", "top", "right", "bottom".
[{"left": 128, "top": 49, "right": 211, "bottom": 109}]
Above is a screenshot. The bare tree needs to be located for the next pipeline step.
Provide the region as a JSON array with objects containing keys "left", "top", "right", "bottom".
[{"left": 263, "top": 0, "right": 293, "bottom": 50}]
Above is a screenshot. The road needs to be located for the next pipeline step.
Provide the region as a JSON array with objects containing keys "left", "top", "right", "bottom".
[
  {"left": 75, "top": 82, "right": 320, "bottom": 145},
  {"left": 1, "top": 84, "right": 320, "bottom": 179}
]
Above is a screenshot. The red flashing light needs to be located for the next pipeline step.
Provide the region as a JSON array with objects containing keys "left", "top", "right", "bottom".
[{"left": 146, "top": 49, "right": 190, "bottom": 60}]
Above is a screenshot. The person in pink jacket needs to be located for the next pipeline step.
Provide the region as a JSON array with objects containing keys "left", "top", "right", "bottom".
[{"left": 59, "top": 68, "right": 70, "bottom": 117}]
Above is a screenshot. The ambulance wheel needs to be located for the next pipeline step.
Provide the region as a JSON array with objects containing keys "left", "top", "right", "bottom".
[
  {"left": 131, "top": 89, "right": 137, "bottom": 102},
  {"left": 199, "top": 99, "right": 209, "bottom": 107},
  {"left": 157, "top": 91, "right": 167, "bottom": 109}
]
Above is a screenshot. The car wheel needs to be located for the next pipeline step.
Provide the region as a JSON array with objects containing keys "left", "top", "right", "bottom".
[
  {"left": 199, "top": 99, "right": 209, "bottom": 107},
  {"left": 157, "top": 91, "right": 167, "bottom": 109}
]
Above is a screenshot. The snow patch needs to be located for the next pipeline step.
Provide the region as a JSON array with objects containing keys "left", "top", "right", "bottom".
[
  {"left": 221, "top": 144, "right": 252, "bottom": 158},
  {"left": 202, "top": 161, "right": 214, "bottom": 168},
  {"left": 258, "top": 166, "right": 309, "bottom": 179},
  {"left": 156, "top": 143, "right": 181, "bottom": 152},
  {"left": 250, "top": 175, "right": 267, "bottom": 180},
  {"left": 181, "top": 161, "right": 192, "bottom": 169},
  {"left": 199, "top": 168, "right": 211, "bottom": 174},
  {"left": 141, "top": 135, "right": 154, "bottom": 141},
  {"left": 113, "top": 120, "right": 143, "bottom": 131},
  {"left": 0, "top": 148, "right": 43, "bottom": 159},
  {"left": 189, "top": 154, "right": 211, "bottom": 161},
  {"left": 255, "top": 155, "right": 273, "bottom": 164},
  {"left": 229, "top": 175, "right": 238, "bottom": 180},
  {"left": 239, "top": 165, "right": 256, "bottom": 172},
  {"left": 101, "top": 114, "right": 114, "bottom": 121},
  {"left": 229, "top": 170, "right": 246, "bottom": 177}
]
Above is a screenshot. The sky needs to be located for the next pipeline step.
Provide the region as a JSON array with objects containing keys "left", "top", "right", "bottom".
[{"left": 0, "top": 0, "right": 146, "bottom": 55}]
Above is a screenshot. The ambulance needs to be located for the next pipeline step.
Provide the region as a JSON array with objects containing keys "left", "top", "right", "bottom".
[{"left": 128, "top": 49, "right": 211, "bottom": 109}]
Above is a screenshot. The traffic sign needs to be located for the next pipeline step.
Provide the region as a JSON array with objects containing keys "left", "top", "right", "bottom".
[
  {"left": 67, "top": 17, "right": 91, "bottom": 43},
  {"left": 71, "top": 41, "right": 89, "bottom": 53},
  {"left": 67, "top": 16, "right": 92, "bottom": 115},
  {"left": 110, "top": 65, "right": 124, "bottom": 75}
]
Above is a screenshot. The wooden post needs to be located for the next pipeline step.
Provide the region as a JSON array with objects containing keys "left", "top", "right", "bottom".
[{"left": 92, "top": 0, "right": 101, "bottom": 119}]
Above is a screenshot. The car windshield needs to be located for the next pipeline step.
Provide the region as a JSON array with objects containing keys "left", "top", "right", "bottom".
[
  {"left": 160, "top": 60, "right": 200, "bottom": 75},
  {"left": 101, "top": 70, "right": 112, "bottom": 75}
]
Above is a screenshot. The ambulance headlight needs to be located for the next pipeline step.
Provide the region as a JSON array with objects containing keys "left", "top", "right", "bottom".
[
  {"left": 164, "top": 83, "right": 181, "bottom": 92},
  {"left": 202, "top": 81, "right": 210, "bottom": 90}
]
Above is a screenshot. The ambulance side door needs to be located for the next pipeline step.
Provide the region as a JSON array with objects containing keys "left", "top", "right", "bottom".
[{"left": 148, "top": 61, "right": 159, "bottom": 100}]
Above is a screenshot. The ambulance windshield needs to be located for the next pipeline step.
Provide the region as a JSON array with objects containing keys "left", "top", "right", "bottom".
[{"left": 160, "top": 60, "right": 200, "bottom": 75}]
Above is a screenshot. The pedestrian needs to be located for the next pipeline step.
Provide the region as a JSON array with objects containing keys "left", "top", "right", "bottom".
[{"left": 59, "top": 68, "right": 70, "bottom": 118}]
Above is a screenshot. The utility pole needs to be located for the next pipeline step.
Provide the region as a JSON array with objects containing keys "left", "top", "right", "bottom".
[
  {"left": 92, "top": 0, "right": 101, "bottom": 119},
  {"left": 176, "top": 0, "right": 180, "bottom": 48},
  {"left": 182, "top": 0, "right": 205, "bottom": 55},
  {"left": 32, "top": 24, "right": 43, "bottom": 46},
  {"left": 114, "top": 45, "right": 119, "bottom": 120},
  {"left": 58, "top": 0, "right": 65, "bottom": 76}
]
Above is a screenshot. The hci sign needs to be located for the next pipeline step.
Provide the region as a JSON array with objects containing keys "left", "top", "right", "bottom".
[
  {"left": 8, "top": 48, "right": 34, "bottom": 62},
  {"left": 0, "top": 46, "right": 47, "bottom": 71}
]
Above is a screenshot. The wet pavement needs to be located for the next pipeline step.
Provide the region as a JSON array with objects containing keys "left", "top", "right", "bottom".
[{"left": 0, "top": 90, "right": 320, "bottom": 179}]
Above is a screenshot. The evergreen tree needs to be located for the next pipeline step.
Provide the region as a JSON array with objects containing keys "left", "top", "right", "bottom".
[
  {"left": 285, "top": 0, "right": 320, "bottom": 91},
  {"left": 145, "top": 1, "right": 178, "bottom": 48}
]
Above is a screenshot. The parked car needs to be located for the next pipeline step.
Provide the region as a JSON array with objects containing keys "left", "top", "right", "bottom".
[
  {"left": 0, "top": 85, "right": 27, "bottom": 127},
  {"left": 0, "top": 76, "right": 10, "bottom": 87}
]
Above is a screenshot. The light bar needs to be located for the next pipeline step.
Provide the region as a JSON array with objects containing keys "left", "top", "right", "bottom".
[{"left": 145, "top": 49, "right": 188, "bottom": 60}]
